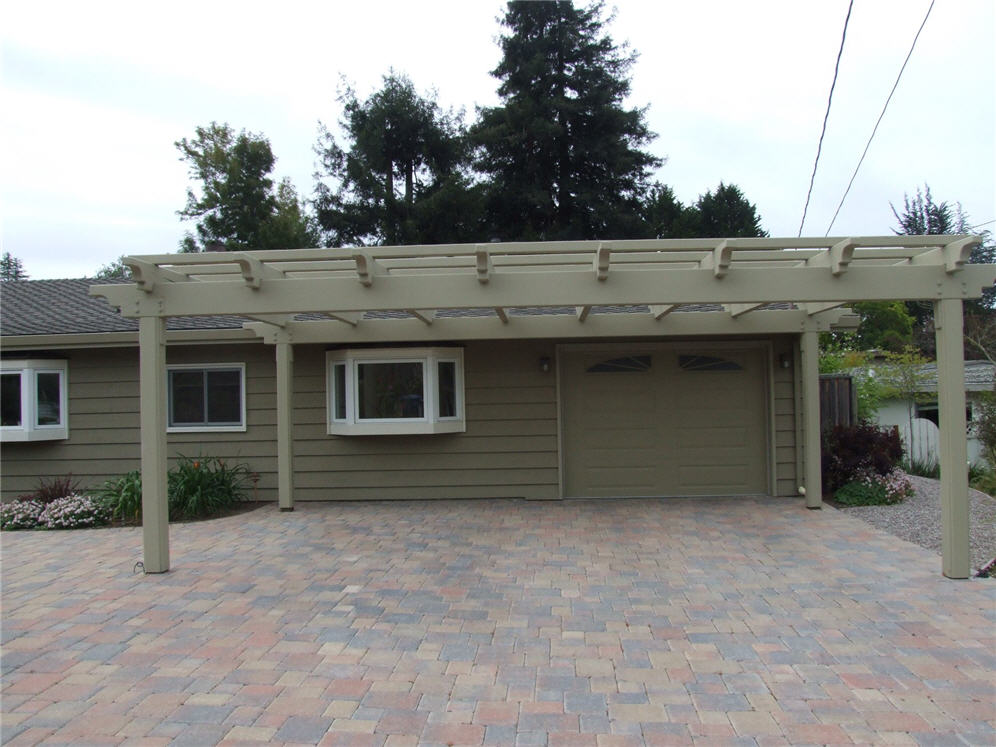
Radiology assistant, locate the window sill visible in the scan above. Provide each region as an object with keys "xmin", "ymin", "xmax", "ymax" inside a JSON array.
[
  {"xmin": 1, "ymin": 428, "xmax": 68, "ymax": 442},
  {"xmin": 329, "ymin": 420, "xmax": 465, "ymax": 436},
  {"xmin": 167, "ymin": 425, "xmax": 247, "ymax": 434}
]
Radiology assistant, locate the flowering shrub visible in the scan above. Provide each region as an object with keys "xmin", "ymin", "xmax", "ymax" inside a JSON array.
[
  {"xmin": 36, "ymin": 494, "xmax": 111, "ymax": 529},
  {"xmin": 834, "ymin": 468, "xmax": 914, "ymax": 506},
  {"xmin": 0, "ymin": 499, "xmax": 44, "ymax": 530}
]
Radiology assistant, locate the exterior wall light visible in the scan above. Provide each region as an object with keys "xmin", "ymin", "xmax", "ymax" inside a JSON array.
[
  {"xmin": 539, "ymin": 356, "xmax": 551, "ymax": 373},
  {"xmin": 780, "ymin": 353, "xmax": 792, "ymax": 369}
]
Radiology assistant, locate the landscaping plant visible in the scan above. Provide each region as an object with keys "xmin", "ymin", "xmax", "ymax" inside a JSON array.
[
  {"xmin": 96, "ymin": 470, "xmax": 143, "ymax": 525},
  {"xmin": 0, "ymin": 499, "xmax": 44, "ymax": 530},
  {"xmin": 36, "ymin": 495, "xmax": 111, "ymax": 529},
  {"xmin": 822, "ymin": 423, "xmax": 904, "ymax": 494},
  {"xmin": 29, "ymin": 474, "xmax": 83, "ymax": 504},
  {"xmin": 833, "ymin": 468, "xmax": 915, "ymax": 506},
  {"xmin": 168, "ymin": 455, "xmax": 251, "ymax": 520}
]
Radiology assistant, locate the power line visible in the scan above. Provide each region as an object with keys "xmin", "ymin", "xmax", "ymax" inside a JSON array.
[
  {"xmin": 969, "ymin": 219, "xmax": 995, "ymax": 231},
  {"xmin": 825, "ymin": 0, "xmax": 936, "ymax": 236},
  {"xmin": 798, "ymin": 0, "xmax": 854, "ymax": 237}
]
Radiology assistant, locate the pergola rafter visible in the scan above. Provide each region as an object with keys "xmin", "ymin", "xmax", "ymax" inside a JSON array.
[{"xmin": 90, "ymin": 235, "xmax": 994, "ymax": 580}]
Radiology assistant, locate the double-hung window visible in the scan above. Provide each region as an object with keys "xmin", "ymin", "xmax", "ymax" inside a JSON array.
[
  {"xmin": 0, "ymin": 359, "xmax": 69, "ymax": 442},
  {"xmin": 167, "ymin": 364, "xmax": 246, "ymax": 432},
  {"xmin": 327, "ymin": 348, "xmax": 465, "ymax": 435}
]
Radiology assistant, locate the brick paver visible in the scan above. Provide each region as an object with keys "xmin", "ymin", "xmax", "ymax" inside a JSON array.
[{"xmin": 2, "ymin": 497, "xmax": 994, "ymax": 745}]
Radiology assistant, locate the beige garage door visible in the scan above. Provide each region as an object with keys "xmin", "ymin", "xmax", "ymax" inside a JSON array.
[{"xmin": 562, "ymin": 346, "xmax": 768, "ymax": 497}]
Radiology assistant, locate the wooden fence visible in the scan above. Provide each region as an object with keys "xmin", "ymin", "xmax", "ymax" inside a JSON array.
[{"xmin": 820, "ymin": 374, "xmax": 856, "ymax": 430}]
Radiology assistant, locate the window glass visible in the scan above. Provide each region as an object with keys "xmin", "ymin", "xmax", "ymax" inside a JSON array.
[
  {"xmin": 170, "ymin": 370, "xmax": 205, "ymax": 425},
  {"xmin": 35, "ymin": 372, "xmax": 61, "ymax": 426},
  {"xmin": 1, "ymin": 373, "xmax": 21, "ymax": 427},
  {"xmin": 587, "ymin": 355, "xmax": 652, "ymax": 373},
  {"xmin": 678, "ymin": 354, "xmax": 742, "ymax": 371},
  {"xmin": 357, "ymin": 361, "xmax": 424, "ymax": 419},
  {"xmin": 438, "ymin": 361, "xmax": 456, "ymax": 418},
  {"xmin": 333, "ymin": 363, "xmax": 346, "ymax": 420},
  {"xmin": 206, "ymin": 369, "xmax": 241, "ymax": 424}
]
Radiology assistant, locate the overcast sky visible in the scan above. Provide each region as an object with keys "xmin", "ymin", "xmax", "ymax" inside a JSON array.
[{"xmin": 2, "ymin": 0, "xmax": 993, "ymax": 280}]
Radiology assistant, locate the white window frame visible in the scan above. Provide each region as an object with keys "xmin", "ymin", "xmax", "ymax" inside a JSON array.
[
  {"xmin": 167, "ymin": 363, "xmax": 247, "ymax": 433},
  {"xmin": 326, "ymin": 347, "xmax": 465, "ymax": 435},
  {"xmin": 0, "ymin": 359, "xmax": 69, "ymax": 442}
]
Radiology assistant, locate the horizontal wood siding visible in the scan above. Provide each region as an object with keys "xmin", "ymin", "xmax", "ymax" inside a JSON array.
[
  {"xmin": 291, "ymin": 340, "xmax": 560, "ymax": 500},
  {"xmin": 1, "ymin": 343, "xmax": 278, "ymax": 502},
  {"xmin": 772, "ymin": 336, "xmax": 797, "ymax": 496},
  {"xmin": 3, "ymin": 335, "xmax": 792, "ymax": 502}
]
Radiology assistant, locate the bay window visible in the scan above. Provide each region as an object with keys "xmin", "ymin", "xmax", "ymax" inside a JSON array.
[{"xmin": 327, "ymin": 348, "xmax": 465, "ymax": 435}]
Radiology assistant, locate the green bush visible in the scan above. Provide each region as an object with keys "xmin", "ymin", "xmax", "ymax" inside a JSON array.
[
  {"xmin": 168, "ymin": 456, "xmax": 251, "ymax": 520},
  {"xmin": 0, "ymin": 499, "xmax": 44, "ymax": 530},
  {"xmin": 96, "ymin": 470, "xmax": 143, "ymax": 525},
  {"xmin": 834, "ymin": 468, "xmax": 914, "ymax": 506}
]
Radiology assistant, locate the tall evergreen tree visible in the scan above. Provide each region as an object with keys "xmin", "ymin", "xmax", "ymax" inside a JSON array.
[
  {"xmin": 472, "ymin": 1, "xmax": 661, "ymax": 241},
  {"xmin": 177, "ymin": 122, "xmax": 317, "ymax": 252},
  {"xmin": 314, "ymin": 73, "xmax": 480, "ymax": 246},
  {"xmin": 685, "ymin": 182, "xmax": 767, "ymax": 238},
  {"xmin": 891, "ymin": 184, "xmax": 994, "ymax": 353},
  {"xmin": 0, "ymin": 252, "xmax": 27, "ymax": 281}
]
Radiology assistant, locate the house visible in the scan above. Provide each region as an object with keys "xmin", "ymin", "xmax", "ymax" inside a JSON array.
[
  {"xmin": 1, "ymin": 236, "xmax": 991, "ymax": 579},
  {"xmin": 874, "ymin": 360, "xmax": 994, "ymax": 467}
]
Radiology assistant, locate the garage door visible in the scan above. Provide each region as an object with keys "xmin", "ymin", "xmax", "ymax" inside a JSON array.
[{"xmin": 561, "ymin": 346, "xmax": 768, "ymax": 497}]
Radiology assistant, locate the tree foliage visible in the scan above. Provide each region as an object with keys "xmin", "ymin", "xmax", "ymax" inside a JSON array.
[
  {"xmin": 314, "ymin": 73, "xmax": 479, "ymax": 246},
  {"xmin": 684, "ymin": 182, "xmax": 767, "ymax": 238},
  {"xmin": 0, "ymin": 252, "xmax": 27, "ymax": 281},
  {"xmin": 94, "ymin": 256, "xmax": 130, "ymax": 280},
  {"xmin": 177, "ymin": 122, "xmax": 317, "ymax": 252},
  {"xmin": 852, "ymin": 301, "xmax": 914, "ymax": 352},
  {"xmin": 472, "ymin": 0, "xmax": 661, "ymax": 240},
  {"xmin": 892, "ymin": 184, "xmax": 995, "ymax": 343}
]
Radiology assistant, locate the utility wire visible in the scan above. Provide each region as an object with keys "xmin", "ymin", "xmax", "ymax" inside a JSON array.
[
  {"xmin": 798, "ymin": 0, "xmax": 854, "ymax": 237},
  {"xmin": 826, "ymin": 0, "xmax": 935, "ymax": 235}
]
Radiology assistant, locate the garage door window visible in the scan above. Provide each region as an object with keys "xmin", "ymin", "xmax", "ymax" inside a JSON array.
[
  {"xmin": 586, "ymin": 355, "xmax": 652, "ymax": 373},
  {"xmin": 678, "ymin": 355, "xmax": 742, "ymax": 372}
]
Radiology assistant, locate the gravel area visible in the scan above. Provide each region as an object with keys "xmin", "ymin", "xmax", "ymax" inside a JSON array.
[{"xmin": 832, "ymin": 475, "xmax": 996, "ymax": 573}]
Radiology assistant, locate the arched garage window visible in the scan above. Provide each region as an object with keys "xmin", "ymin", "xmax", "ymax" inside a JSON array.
[{"xmin": 326, "ymin": 348, "xmax": 465, "ymax": 435}]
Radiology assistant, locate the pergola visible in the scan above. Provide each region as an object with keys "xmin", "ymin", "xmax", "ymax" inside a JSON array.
[{"xmin": 92, "ymin": 235, "xmax": 993, "ymax": 579}]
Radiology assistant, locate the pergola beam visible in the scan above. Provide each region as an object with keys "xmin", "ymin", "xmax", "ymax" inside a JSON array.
[
  {"xmin": 725, "ymin": 303, "xmax": 766, "ymax": 318},
  {"xmin": 93, "ymin": 264, "xmax": 994, "ymax": 319}
]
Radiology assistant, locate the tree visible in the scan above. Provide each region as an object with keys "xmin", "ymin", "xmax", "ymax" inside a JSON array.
[
  {"xmin": 177, "ymin": 122, "xmax": 316, "ymax": 252},
  {"xmin": 472, "ymin": 1, "xmax": 661, "ymax": 241},
  {"xmin": 94, "ymin": 257, "xmax": 130, "ymax": 280},
  {"xmin": 892, "ymin": 185, "xmax": 995, "ymax": 350},
  {"xmin": 639, "ymin": 183, "xmax": 694, "ymax": 239},
  {"xmin": 314, "ymin": 73, "xmax": 480, "ymax": 246},
  {"xmin": 852, "ymin": 301, "xmax": 915, "ymax": 352},
  {"xmin": 684, "ymin": 182, "xmax": 767, "ymax": 238},
  {"xmin": 0, "ymin": 252, "xmax": 27, "ymax": 281}
]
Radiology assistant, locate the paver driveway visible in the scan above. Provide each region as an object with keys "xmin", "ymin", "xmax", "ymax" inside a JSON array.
[{"xmin": 2, "ymin": 497, "xmax": 994, "ymax": 746}]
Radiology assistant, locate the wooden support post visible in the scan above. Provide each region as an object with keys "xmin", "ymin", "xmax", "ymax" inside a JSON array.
[
  {"xmin": 138, "ymin": 316, "xmax": 169, "ymax": 572},
  {"xmin": 934, "ymin": 299, "xmax": 970, "ymax": 578},
  {"xmin": 800, "ymin": 329, "xmax": 822, "ymax": 508},
  {"xmin": 275, "ymin": 340, "xmax": 295, "ymax": 512}
]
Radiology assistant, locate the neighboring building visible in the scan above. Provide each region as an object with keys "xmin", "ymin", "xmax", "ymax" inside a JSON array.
[
  {"xmin": 874, "ymin": 360, "xmax": 994, "ymax": 467},
  {"xmin": 1, "ymin": 236, "xmax": 991, "ymax": 578}
]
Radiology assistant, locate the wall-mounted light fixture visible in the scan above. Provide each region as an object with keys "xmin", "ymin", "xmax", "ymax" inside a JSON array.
[
  {"xmin": 539, "ymin": 356, "xmax": 551, "ymax": 373},
  {"xmin": 779, "ymin": 353, "xmax": 792, "ymax": 369}
]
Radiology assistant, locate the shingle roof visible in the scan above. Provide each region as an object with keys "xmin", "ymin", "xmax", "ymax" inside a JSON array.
[
  {"xmin": 914, "ymin": 360, "xmax": 995, "ymax": 393},
  {"xmin": 0, "ymin": 279, "xmax": 245, "ymax": 337},
  {"xmin": 1, "ymin": 279, "xmax": 797, "ymax": 339}
]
